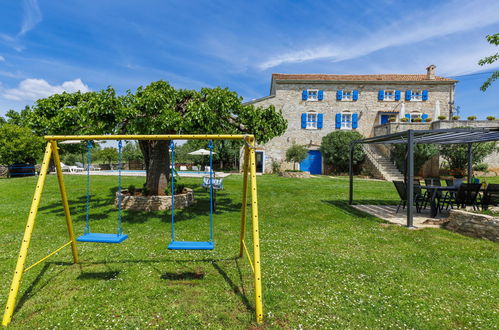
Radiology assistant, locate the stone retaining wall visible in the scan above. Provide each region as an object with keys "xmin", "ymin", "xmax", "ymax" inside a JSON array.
[
  {"xmin": 445, "ymin": 209, "xmax": 498, "ymax": 242},
  {"xmin": 115, "ymin": 188, "xmax": 195, "ymax": 211},
  {"xmin": 0, "ymin": 165, "xmax": 8, "ymax": 178},
  {"xmin": 280, "ymin": 171, "xmax": 311, "ymax": 178}
]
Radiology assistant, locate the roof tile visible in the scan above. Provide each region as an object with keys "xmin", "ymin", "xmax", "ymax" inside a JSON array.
[{"xmin": 272, "ymin": 73, "xmax": 456, "ymax": 82}]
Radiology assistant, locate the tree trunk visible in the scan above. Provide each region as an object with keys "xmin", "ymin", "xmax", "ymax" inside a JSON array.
[{"xmin": 139, "ymin": 140, "xmax": 170, "ymax": 196}]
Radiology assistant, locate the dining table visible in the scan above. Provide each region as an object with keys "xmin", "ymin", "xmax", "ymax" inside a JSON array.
[{"xmin": 420, "ymin": 185, "xmax": 458, "ymax": 217}]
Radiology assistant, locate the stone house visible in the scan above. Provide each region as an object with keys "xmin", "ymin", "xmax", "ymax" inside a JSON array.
[{"xmin": 245, "ymin": 65, "xmax": 458, "ymax": 175}]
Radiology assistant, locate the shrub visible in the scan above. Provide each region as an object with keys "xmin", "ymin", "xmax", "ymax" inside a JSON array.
[
  {"xmin": 452, "ymin": 116, "xmax": 460, "ymax": 120},
  {"xmin": 128, "ymin": 185, "xmax": 136, "ymax": 194},
  {"xmin": 285, "ymin": 144, "xmax": 308, "ymax": 170},
  {"xmin": 473, "ymin": 163, "xmax": 489, "ymax": 172},
  {"xmin": 271, "ymin": 160, "xmax": 281, "ymax": 174},
  {"xmin": 392, "ymin": 144, "xmax": 438, "ymax": 174},
  {"xmin": 0, "ymin": 124, "xmax": 44, "ymax": 165},
  {"xmin": 388, "ymin": 117, "xmax": 396, "ymax": 122},
  {"xmin": 440, "ymin": 142, "xmax": 497, "ymax": 176},
  {"xmin": 400, "ymin": 117, "xmax": 409, "ymax": 122},
  {"xmin": 467, "ymin": 116, "xmax": 477, "ymax": 120},
  {"xmin": 413, "ymin": 117, "xmax": 423, "ymax": 122},
  {"xmin": 438, "ymin": 115, "xmax": 447, "ymax": 120},
  {"xmin": 320, "ymin": 131, "xmax": 365, "ymax": 173},
  {"xmin": 425, "ymin": 117, "xmax": 432, "ymax": 122},
  {"xmin": 486, "ymin": 116, "xmax": 496, "ymax": 121}
]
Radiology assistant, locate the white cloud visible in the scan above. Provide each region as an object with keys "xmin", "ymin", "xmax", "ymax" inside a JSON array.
[
  {"xmin": 258, "ymin": 0, "xmax": 499, "ymax": 70},
  {"xmin": 18, "ymin": 0, "xmax": 42, "ymax": 36},
  {"xmin": 0, "ymin": 56, "xmax": 4, "ymax": 62},
  {"xmin": 2, "ymin": 78, "xmax": 90, "ymax": 101}
]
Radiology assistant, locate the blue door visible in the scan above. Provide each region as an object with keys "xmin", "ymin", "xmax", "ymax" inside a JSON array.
[
  {"xmin": 300, "ymin": 150, "xmax": 322, "ymax": 174},
  {"xmin": 380, "ymin": 114, "xmax": 390, "ymax": 124}
]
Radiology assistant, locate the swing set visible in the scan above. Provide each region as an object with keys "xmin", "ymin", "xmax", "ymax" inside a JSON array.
[{"xmin": 2, "ymin": 134, "xmax": 263, "ymax": 326}]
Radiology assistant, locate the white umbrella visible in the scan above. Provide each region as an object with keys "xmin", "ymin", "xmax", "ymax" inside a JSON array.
[
  {"xmin": 434, "ymin": 100, "xmax": 440, "ymax": 119},
  {"xmin": 188, "ymin": 148, "xmax": 216, "ymax": 156},
  {"xmin": 398, "ymin": 103, "xmax": 405, "ymax": 121}
]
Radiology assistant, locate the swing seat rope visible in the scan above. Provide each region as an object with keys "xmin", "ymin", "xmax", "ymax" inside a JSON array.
[
  {"xmin": 76, "ymin": 140, "xmax": 128, "ymax": 244},
  {"xmin": 168, "ymin": 140, "xmax": 214, "ymax": 250}
]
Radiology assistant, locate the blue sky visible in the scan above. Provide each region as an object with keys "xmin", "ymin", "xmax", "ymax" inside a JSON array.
[{"xmin": 0, "ymin": 0, "xmax": 498, "ymax": 119}]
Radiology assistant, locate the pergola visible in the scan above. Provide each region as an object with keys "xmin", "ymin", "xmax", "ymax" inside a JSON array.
[{"xmin": 349, "ymin": 127, "xmax": 499, "ymax": 227}]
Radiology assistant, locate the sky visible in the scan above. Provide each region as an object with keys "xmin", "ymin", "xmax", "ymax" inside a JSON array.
[{"xmin": 0, "ymin": 0, "xmax": 498, "ymax": 119}]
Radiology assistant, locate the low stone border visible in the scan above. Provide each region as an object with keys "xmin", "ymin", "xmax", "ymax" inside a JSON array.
[
  {"xmin": 445, "ymin": 209, "xmax": 498, "ymax": 242},
  {"xmin": 0, "ymin": 165, "xmax": 8, "ymax": 178},
  {"xmin": 115, "ymin": 188, "xmax": 195, "ymax": 212},
  {"xmin": 280, "ymin": 171, "xmax": 311, "ymax": 178}
]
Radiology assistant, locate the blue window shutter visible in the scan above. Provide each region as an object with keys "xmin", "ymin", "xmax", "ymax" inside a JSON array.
[
  {"xmin": 422, "ymin": 90, "xmax": 428, "ymax": 101},
  {"xmin": 378, "ymin": 90, "xmax": 384, "ymax": 101},
  {"xmin": 352, "ymin": 113, "xmax": 358, "ymax": 129},
  {"xmin": 405, "ymin": 90, "xmax": 411, "ymax": 101},
  {"xmin": 352, "ymin": 90, "xmax": 359, "ymax": 101},
  {"xmin": 302, "ymin": 90, "xmax": 308, "ymax": 100},
  {"xmin": 336, "ymin": 90, "xmax": 343, "ymax": 100},
  {"xmin": 335, "ymin": 113, "xmax": 341, "ymax": 128},
  {"xmin": 395, "ymin": 90, "xmax": 401, "ymax": 101},
  {"xmin": 318, "ymin": 90, "xmax": 324, "ymax": 101},
  {"xmin": 317, "ymin": 114, "xmax": 323, "ymax": 128},
  {"xmin": 422, "ymin": 114, "xmax": 428, "ymax": 120},
  {"xmin": 301, "ymin": 113, "xmax": 307, "ymax": 128},
  {"xmin": 405, "ymin": 114, "xmax": 411, "ymax": 119}
]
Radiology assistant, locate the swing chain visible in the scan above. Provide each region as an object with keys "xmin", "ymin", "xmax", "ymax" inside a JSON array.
[
  {"xmin": 84, "ymin": 141, "xmax": 93, "ymax": 234},
  {"xmin": 117, "ymin": 140, "xmax": 123, "ymax": 236}
]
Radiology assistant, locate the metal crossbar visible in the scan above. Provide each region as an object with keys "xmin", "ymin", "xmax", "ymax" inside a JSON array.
[{"xmin": 24, "ymin": 241, "xmax": 72, "ymax": 273}]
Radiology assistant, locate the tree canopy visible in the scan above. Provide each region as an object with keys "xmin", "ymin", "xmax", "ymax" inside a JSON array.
[
  {"xmin": 320, "ymin": 131, "xmax": 365, "ymax": 173},
  {"xmin": 479, "ymin": 33, "xmax": 499, "ymax": 91},
  {"xmin": 285, "ymin": 144, "xmax": 308, "ymax": 170},
  {"xmin": 9, "ymin": 81, "xmax": 287, "ymax": 195},
  {"xmin": 0, "ymin": 124, "xmax": 44, "ymax": 165}
]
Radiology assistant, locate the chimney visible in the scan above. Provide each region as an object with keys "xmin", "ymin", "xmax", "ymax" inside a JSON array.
[{"xmin": 426, "ymin": 64, "xmax": 436, "ymax": 80}]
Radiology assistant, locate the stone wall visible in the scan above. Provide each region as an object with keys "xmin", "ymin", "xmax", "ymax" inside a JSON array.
[
  {"xmin": 0, "ymin": 165, "xmax": 8, "ymax": 178},
  {"xmin": 115, "ymin": 188, "xmax": 195, "ymax": 212},
  {"xmin": 280, "ymin": 171, "xmax": 311, "ymax": 178},
  {"xmin": 445, "ymin": 209, "xmax": 498, "ymax": 242},
  {"xmin": 245, "ymin": 80, "xmax": 453, "ymax": 173}
]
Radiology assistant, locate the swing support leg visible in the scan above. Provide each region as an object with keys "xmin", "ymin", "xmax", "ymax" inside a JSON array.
[
  {"xmin": 51, "ymin": 140, "xmax": 79, "ymax": 263},
  {"xmin": 239, "ymin": 146, "xmax": 250, "ymax": 257},
  {"xmin": 2, "ymin": 142, "xmax": 52, "ymax": 327}
]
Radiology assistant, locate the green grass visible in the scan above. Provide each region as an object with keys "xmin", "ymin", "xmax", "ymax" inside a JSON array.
[{"xmin": 0, "ymin": 174, "xmax": 497, "ymax": 328}]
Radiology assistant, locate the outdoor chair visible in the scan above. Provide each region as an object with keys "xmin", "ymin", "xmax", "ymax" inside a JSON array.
[
  {"xmin": 442, "ymin": 183, "xmax": 481, "ymax": 211},
  {"xmin": 202, "ymin": 176, "xmax": 224, "ymax": 211},
  {"xmin": 180, "ymin": 165, "xmax": 188, "ymax": 171},
  {"xmin": 481, "ymin": 184, "xmax": 499, "ymax": 210},
  {"xmin": 393, "ymin": 181, "xmax": 424, "ymax": 213},
  {"xmin": 445, "ymin": 179, "xmax": 454, "ymax": 187},
  {"xmin": 192, "ymin": 166, "xmax": 199, "ymax": 171}
]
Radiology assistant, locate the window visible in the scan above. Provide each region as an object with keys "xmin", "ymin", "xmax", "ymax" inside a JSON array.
[
  {"xmin": 341, "ymin": 113, "xmax": 352, "ymax": 129},
  {"xmin": 410, "ymin": 113, "xmax": 422, "ymax": 122},
  {"xmin": 411, "ymin": 91, "xmax": 422, "ymax": 101},
  {"xmin": 384, "ymin": 90, "xmax": 395, "ymax": 101},
  {"xmin": 307, "ymin": 90, "xmax": 318, "ymax": 101},
  {"xmin": 342, "ymin": 91, "xmax": 352, "ymax": 101},
  {"xmin": 306, "ymin": 112, "xmax": 318, "ymax": 129}
]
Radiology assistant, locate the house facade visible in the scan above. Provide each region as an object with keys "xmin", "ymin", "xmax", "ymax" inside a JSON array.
[{"xmin": 244, "ymin": 65, "xmax": 457, "ymax": 174}]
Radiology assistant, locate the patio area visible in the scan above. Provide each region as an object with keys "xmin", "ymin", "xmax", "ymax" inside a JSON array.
[{"xmin": 352, "ymin": 204, "xmax": 447, "ymax": 228}]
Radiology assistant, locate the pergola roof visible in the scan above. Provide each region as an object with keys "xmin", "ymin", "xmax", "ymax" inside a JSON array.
[{"xmin": 353, "ymin": 127, "xmax": 499, "ymax": 145}]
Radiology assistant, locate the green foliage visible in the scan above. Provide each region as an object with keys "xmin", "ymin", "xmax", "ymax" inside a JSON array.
[
  {"xmin": 437, "ymin": 115, "xmax": 447, "ymax": 120},
  {"xmin": 473, "ymin": 163, "xmax": 488, "ymax": 172},
  {"xmin": 320, "ymin": 131, "xmax": 365, "ymax": 173},
  {"xmin": 271, "ymin": 160, "xmax": 281, "ymax": 174},
  {"xmin": 0, "ymin": 124, "xmax": 44, "ymax": 165},
  {"xmin": 486, "ymin": 116, "xmax": 496, "ymax": 121},
  {"xmin": 479, "ymin": 33, "xmax": 499, "ymax": 91},
  {"xmin": 127, "ymin": 185, "xmax": 136, "ymax": 194},
  {"xmin": 122, "ymin": 141, "xmax": 143, "ymax": 162},
  {"xmin": 285, "ymin": 144, "xmax": 308, "ymax": 170},
  {"xmin": 400, "ymin": 117, "xmax": 409, "ymax": 122},
  {"xmin": 98, "ymin": 147, "xmax": 118, "ymax": 165},
  {"xmin": 425, "ymin": 117, "xmax": 432, "ymax": 122},
  {"xmin": 467, "ymin": 116, "xmax": 477, "ymax": 120},
  {"xmin": 392, "ymin": 144, "xmax": 439, "ymax": 174},
  {"xmin": 452, "ymin": 116, "xmax": 460, "ymax": 120},
  {"xmin": 440, "ymin": 142, "xmax": 497, "ymax": 173}
]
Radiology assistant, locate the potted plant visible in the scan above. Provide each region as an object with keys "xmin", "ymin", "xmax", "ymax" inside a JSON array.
[
  {"xmin": 467, "ymin": 115, "xmax": 477, "ymax": 120},
  {"xmin": 452, "ymin": 115, "xmax": 460, "ymax": 120},
  {"xmin": 413, "ymin": 117, "xmax": 423, "ymax": 122},
  {"xmin": 438, "ymin": 115, "xmax": 447, "ymax": 120},
  {"xmin": 388, "ymin": 117, "xmax": 396, "ymax": 123},
  {"xmin": 424, "ymin": 117, "xmax": 432, "ymax": 122},
  {"xmin": 486, "ymin": 116, "xmax": 496, "ymax": 121},
  {"xmin": 400, "ymin": 117, "xmax": 409, "ymax": 122}
]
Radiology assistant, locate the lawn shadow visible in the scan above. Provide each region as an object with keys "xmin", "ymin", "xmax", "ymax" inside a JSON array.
[
  {"xmin": 212, "ymin": 259, "xmax": 253, "ymax": 312},
  {"xmin": 160, "ymin": 271, "xmax": 205, "ymax": 280},
  {"xmin": 77, "ymin": 271, "xmax": 120, "ymax": 280},
  {"xmin": 322, "ymin": 199, "xmax": 398, "ymax": 220}
]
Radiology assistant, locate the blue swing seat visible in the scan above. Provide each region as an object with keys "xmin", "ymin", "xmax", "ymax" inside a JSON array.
[
  {"xmin": 77, "ymin": 233, "xmax": 128, "ymax": 244},
  {"xmin": 168, "ymin": 241, "xmax": 214, "ymax": 250}
]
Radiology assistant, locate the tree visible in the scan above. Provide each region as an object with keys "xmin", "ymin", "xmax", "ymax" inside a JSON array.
[
  {"xmin": 285, "ymin": 144, "xmax": 308, "ymax": 170},
  {"xmin": 440, "ymin": 142, "xmax": 497, "ymax": 176},
  {"xmin": 122, "ymin": 141, "xmax": 143, "ymax": 162},
  {"xmin": 98, "ymin": 147, "xmax": 118, "ymax": 167},
  {"xmin": 320, "ymin": 131, "xmax": 365, "ymax": 173},
  {"xmin": 391, "ymin": 144, "xmax": 439, "ymax": 174},
  {"xmin": 479, "ymin": 33, "xmax": 499, "ymax": 91},
  {"xmin": 15, "ymin": 81, "xmax": 287, "ymax": 195},
  {"xmin": 0, "ymin": 124, "xmax": 44, "ymax": 165}
]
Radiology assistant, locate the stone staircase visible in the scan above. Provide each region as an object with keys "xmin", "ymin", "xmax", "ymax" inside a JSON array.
[{"xmin": 363, "ymin": 144, "xmax": 405, "ymax": 181}]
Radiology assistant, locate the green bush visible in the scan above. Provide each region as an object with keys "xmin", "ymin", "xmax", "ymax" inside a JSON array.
[
  {"xmin": 285, "ymin": 144, "xmax": 308, "ymax": 170},
  {"xmin": 467, "ymin": 116, "xmax": 477, "ymax": 120},
  {"xmin": 0, "ymin": 124, "xmax": 44, "ymax": 165},
  {"xmin": 400, "ymin": 117, "xmax": 409, "ymax": 122},
  {"xmin": 473, "ymin": 163, "xmax": 488, "ymax": 172},
  {"xmin": 320, "ymin": 131, "xmax": 365, "ymax": 173},
  {"xmin": 425, "ymin": 117, "xmax": 432, "ymax": 122},
  {"xmin": 486, "ymin": 116, "xmax": 496, "ymax": 121},
  {"xmin": 271, "ymin": 160, "xmax": 281, "ymax": 174},
  {"xmin": 440, "ymin": 142, "xmax": 497, "ymax": 175},
  {"xmin": 128, "ymin": 185, "xmax": 136, "ymax": 194},
  {"xmin": 438, "ymin": 115, "xmax": 447, "ymax": 120},
  {"xmin": 392, "ymin": 144, "xmax": 438, "ymax": 174},
  {"xmin": 452, "ymin": 116, "xmax": 460, "ymax": 120}
]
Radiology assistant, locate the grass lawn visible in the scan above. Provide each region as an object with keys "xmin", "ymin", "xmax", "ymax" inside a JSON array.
[{"xmin": 0, "ymin": 174, "xmax": 497, "ymax": 328}]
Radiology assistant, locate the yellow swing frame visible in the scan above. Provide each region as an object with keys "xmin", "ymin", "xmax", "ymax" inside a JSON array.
[{"xmin": 2, "ymin": 134, "xmax": 264, "ymax": 326}]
